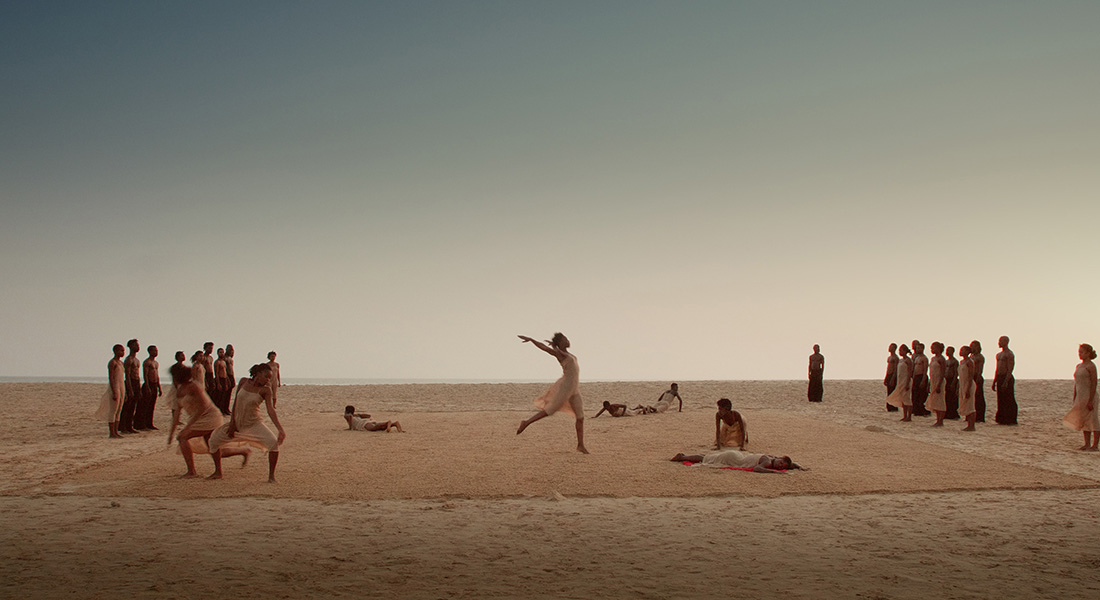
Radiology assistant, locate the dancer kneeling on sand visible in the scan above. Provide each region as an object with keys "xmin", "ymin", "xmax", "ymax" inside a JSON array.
[
  {"xmin": 166, "ymin": 362, "xmax": 250, "ymax": 478},
  {"xmin": 671, "ymin": 449, "xmax": 804, "ymax": 473},
  {"xmin": 208, "ymin": 363, "xmax": 286, "ymax": 482},
  {"xmin": 714, "ymin": 398, "xmax": 748, "ymax": 450},
  {"xmin": 344, "ymin": 405, "xmax": 404, "ymax": 432},
  {"xmin": 516, "ymin": 333, "xmax": 588, "ymax": 454}
]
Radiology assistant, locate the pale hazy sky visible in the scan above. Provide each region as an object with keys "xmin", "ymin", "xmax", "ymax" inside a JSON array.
[{"xmin": 1, "ymin": 1, "xmax": 1097, "ymax": 381}]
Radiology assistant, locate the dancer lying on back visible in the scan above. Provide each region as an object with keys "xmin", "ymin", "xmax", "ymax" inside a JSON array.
[{"xmin": 671, "ymin": 449, "xmax": 803, "ymax": 473}]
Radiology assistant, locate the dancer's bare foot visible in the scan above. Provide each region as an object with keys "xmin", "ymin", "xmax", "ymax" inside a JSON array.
[
  {"xmin": 109, "ymin": 433, "xmax": 123, "ymax": 439},
  {"xmin": 963, "ymin": 425, "xmax": 975, "ymax": 432},
  {"xmin": 179, "ymin": 472, "xmax": 199, "ymax": 479},
  {"xmin": 932, "ymin": 422, "xmax": 943, "ymax": 427},
  {"xmin": 241, "ymin": 449, "xmax": 251, "ymax": 468},
  {"xmin": 1088, "ymin": 446, "xmax": 1099, "ymax": 452},
  {"xmin": 206, "ymin": 472, "xmax": 223, "ymax": 480},
  {"xmin": 268, "ymin": 476, "xmax": 277, "ymax": 483},
  {"xmin": 517, "ymin": 420, "xmax": 531, "ymax": 435},
  {"xmin": 577, "ymin": 445, "xmax": 589, "ymax": 454}
]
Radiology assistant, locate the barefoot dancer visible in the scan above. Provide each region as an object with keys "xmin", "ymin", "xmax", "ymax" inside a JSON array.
[
  {"xmin": 886, "ymin": 344, "xmax": 913, "ymax": 420},
  {"xmin": 516, "ymin": 333, "xmax": 589, "ymax": 454},
  {"xmin": 344, "ymin": 405, "xmax": 404, "ymax": 432},
  {"xmin": 207, "ymin": 363, "xmax": 286, "ymax": 482},
  {"xmin": 959, "ymin": 345, "xmax": 977, "ymax": 432},
  {"xmin": 94, "ymin": 344, "xmax": 126, "ymax": 438},
  {"xmin": 927, "ymin": 342, "xmax": 948, "ymax": 426},
  {"xmin": 165, "ymin": 362, "xmax": 248, "ymax": 478},
  {"xmin": 1064, "ymin": 344, "xmax": 1098, "ymax": 451},
  {"xmin": 715, "ymin": 398, "xmax": 748, "ymax": 450}
]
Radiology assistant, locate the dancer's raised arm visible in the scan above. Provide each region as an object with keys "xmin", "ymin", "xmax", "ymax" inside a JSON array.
[{"xmin": 518, "ymin": 335, "xmax": 566, "ymax": 359}]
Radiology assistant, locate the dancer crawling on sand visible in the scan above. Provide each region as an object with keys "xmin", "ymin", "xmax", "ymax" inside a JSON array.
[
  {"xmin": 207, "ymin": 363, "xmax": 286, "ymax": 482},
  {"xmin": 593, "ymin": 401, "xmax": 644, "ymax": 417},
  {"xmin": 344, "ymin": 405, "xmax": 404, "ymax": 432},
  {"xmin": 165, "ymin": 362, "xmax": 249, "ymax": 478},
  {"xmin": 516, "ymin": 333, "xmax": 588, "ymax": 454},
  {"xmin": 714, "ymin": 398, "xmax": 748, "ymax": 450},
  {"xmin": 671, "ymin": 449, "xmax": 803, "ymax": 473},
  {"xmin": 1064, "ymin": 343, "xmax": 1098, "ymax": 451}
]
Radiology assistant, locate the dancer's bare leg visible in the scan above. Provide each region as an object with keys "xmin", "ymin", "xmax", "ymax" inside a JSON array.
[
  {"xmin": 109, "ymin": 422, "xmax": 122, "ymax": 439},
  {"xmin": 207, "ymin": 450, "xmax": 224, "ymax": 479},
  {"xmin": 933, "ymin": 411, "xmax": 944, "ymax": 427},
  {"xmin": 518, "ymin": 410, "xmax": 548, "ymax": 434},
  {"xmin": 1090, "ymin": 432, "xmax": 1099, "ymax": 450},
  {"xmin": 1081, "ymin": 431, "xmax": 1092, "ymax": 451},
  {"xmin": 221, "ymin": 447, "xmax": 251, "ymax": 467},
  {"xmin": 387, "ymin": 421, "xmax": 404, "ymax": 433},
  {"xmin": 671, "ymin": 453, "xmax": 704, "ymax": 463},
  {"xmin": 963, "ymin": 414, "xmax": 976, "ymax": 432},
  {"xmin": 575, "ymin": 418, "xmax": 588, "ymax": 454},
  {"xmin": 177, "ymin": 430, "xmax": 213, "ymax": 478},
  {"xmin": 268, "ymin": 451, "xmax": 279, "ymax": 483}
]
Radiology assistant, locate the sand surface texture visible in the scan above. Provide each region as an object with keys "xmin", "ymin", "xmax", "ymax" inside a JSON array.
[{"xmin": 2, "ymin": 380, "xmax": 1098, "ymax": 599}]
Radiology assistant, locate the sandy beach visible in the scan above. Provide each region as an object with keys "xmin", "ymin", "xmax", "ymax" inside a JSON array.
[{"xmin": 2, "ymin": 379, "xmax": 1098, "ymax": 599}]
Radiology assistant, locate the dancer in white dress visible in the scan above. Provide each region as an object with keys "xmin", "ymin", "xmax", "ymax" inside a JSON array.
[
  {"xmin": 885, "ymin": 344, "xmax": 913, "ymax": 420},
  {"xmin": 344, "ymin": 405, "xmax": 404, "ymax": 432},
  {"xmin": 165, "ymin": 362, "xmax": 249, "ymax": 478},
  {"xmin": 516, "ymin": 333, "xmax": 588, "ymax": 454},
  {"xmin": 94, "ymin": 344, "xmax": 126, "ymax": 438},
  {"xmin": 958, "ymin": 345, "xmax": 977, "ymax": 432},
  {"xmin": 207, "ymin": 363, "xmax": 286, "ymax": 482},
  {"xmin": 1064, "ymin": 344, "xmax": 1099, "ymax": 451},
  {"xmin": 671, "ymin": 450, "xmax": 803, "ymax": 473},
  {"xmin": 927, "ymin": 342, "xmax": 948, "ymax": 427}
]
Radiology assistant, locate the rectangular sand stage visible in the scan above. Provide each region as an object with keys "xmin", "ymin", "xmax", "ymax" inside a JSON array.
[{"xmin": 2, "ymin": 380, "xmax": 1099, "ymax": 599}]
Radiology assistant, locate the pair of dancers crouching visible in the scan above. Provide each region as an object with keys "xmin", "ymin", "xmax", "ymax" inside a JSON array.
[{"xmin": 167, "ymin": 362, "xmax": 286, "ymax": 482}]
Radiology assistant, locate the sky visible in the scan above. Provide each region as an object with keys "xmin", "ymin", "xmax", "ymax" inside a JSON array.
[{"xmin": 1, "ymin": 1, "xmax": 1098, "ymax": 382}]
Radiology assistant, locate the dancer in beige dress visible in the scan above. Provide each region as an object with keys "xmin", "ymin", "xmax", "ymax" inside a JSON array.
[
  {"xmin": 714, "ymin": 398, "xmax": 748, "ymax": 450},
  {"xmin": 165, "ymin": 362, "xmax": 248, "ymax": 478},
  {"xmin": 927, "ymin": 342, "xmax": 948, "ymax": 426},
  {"xmin": 344, "ymin": 405, "xmax": 404, "ymax": 432},
  {"xmin": 208, "ymin": 363, "xmax": 286, "ymax": 482},
  {"xmin": 516, "ymin": 333, "xmax": 588, "ymax": 454},
  {"xmin": 1063, "ymin": 344, "xmax": 1099, "ymax": 451},
  {"xmin": 958, "ymin": 345, "xmax": 977, "ymax": 431},
  {"xmin": 885, "ymin": 344, "xmax": 913, "ymax": 420},
  {"xmin": 671, "ymin": 450, "xmax": 803, "ymax": 473},
  {"xmin": 94, "ymin": 344, "xmax": 126, "ymax": 438}
]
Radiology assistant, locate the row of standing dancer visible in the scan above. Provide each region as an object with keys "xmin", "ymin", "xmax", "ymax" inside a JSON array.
[{"xmin": 883, "ymin": 337, "xmax": 1017, "ymax": 430}]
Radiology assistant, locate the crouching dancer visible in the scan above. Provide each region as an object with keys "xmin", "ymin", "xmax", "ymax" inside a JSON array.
[{"xmin": 208, "ymin": 363, "xmax": 286, "ymax": 482}]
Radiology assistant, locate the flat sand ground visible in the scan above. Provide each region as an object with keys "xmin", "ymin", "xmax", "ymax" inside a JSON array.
[{"xmin": 1, "ymin": 380, "xmax": 1098, "ymax": 599}]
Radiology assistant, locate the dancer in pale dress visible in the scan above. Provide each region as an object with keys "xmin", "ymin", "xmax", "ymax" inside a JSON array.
[
  {"xmin": 165, "ymin": 362, "xmax": 249, "ymax": 478},
  {"xmin": 1064, "ymin": 344, "xmax": 1099, "ymax": 451},
  {"xmin": 885, "ymin": 344, "xmax": 913, "ymax": 420},
  {"xmin": 671, "ymin": 450, "xmax": 803, "ymax": 473},
  {"xmin": 208, "ymin": 363, "xmax": 286, "ymax": 481},
  {"xmin": 958, "ymin": 345, "xmax": 977, "ymax": 431},
  {"xmin": 94, "ymin": 344, "xmax": 126, "ymax": 438},
  {"xmin": 516, "ymin": 333, "xmax": 588, "ymax": 454},
  {"xmin": 714, "ymin": 398, "xmax": 748, "ymax": 450},
  {"xmin": 593, "ymin": 401, "xmax": 643, "ymax": 417},
  {"xmin": 927, "ymin": 342, "xmax": 948, "ymax": 426},
  {"xmin": 344, "ymin": 405, "xmax": 404, "ymax": 432}
]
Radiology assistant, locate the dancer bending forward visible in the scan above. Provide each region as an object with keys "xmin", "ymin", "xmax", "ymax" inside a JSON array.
[
  {"xmin": 208, "ymin": 363, "xmax": 286, "ymax": 482},
  {"xmin": 516, "ymin": 333, "xmax": 588, "ymax": 454}
]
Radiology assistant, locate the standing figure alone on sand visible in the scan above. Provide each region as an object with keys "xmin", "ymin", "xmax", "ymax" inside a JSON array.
[
  {"xmin": 1064, "ymin": 344, "xmax": 1098, "ymax": 451},
  {"xmin": 886, "ymin": 344, "xmax": 913, "ymax": 420},
  {"xmin": 516, "ymin": 333, "xmax": 588, "ymax": 454},
  {"xmin": 808, "ymin": 345, "xmax": 824, "ymax": 402}
]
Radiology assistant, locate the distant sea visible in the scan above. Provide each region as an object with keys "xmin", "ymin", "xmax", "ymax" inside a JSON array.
[{"xmin": 0, "ymin": 377, "xmax": 556, "ymax": 385}]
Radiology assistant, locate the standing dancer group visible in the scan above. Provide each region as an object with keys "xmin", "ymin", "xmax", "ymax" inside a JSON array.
[{"xmin": 885, "ymin": 337, "xmax": 1017, "ymax": 430}]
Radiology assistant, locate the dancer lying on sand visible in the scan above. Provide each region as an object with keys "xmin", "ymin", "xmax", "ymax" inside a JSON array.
[
  {"xmin": 516, "ymin": 333, "xmax": 588, "ymax": 454},
  {"xmin": 344, "ymin": 405, "xmax": 404, "ymax": 432},
  {"xmin": 671, "ymin": 449, "xmax": 803, "ymax": 473},
  {"xmin": 208, "ymin": 363, "xmax": 286, "ymax": 482},
  {"xmin": 593, "ymin": 401, "xmax": 644, "ymax": 418},
  {"xmin": 714, "ymin": 398, "xmax": 748, "ymax": 450},
  {"xmin": 166, "ymin": 362, "xmax": 250, "ymax": 478}
]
